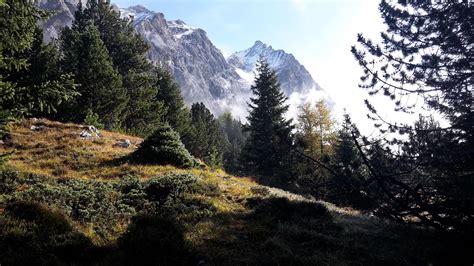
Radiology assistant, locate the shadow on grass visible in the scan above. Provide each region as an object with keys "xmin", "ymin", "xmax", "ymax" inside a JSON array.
[{"xmin": 1, "ymin": 197, "xmax": 472, "ymax": 265}]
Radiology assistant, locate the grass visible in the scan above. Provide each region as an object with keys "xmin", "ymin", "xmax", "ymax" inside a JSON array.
[{"xmin": 0, "ymin": 119, "xmax": 472, "ymax": 265}]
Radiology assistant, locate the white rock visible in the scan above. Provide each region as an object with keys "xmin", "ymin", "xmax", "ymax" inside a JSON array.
[
  {"xmin": 30, "ymin": 125, "xmax": 45, "ymax": 131},
  {"xmin": 115, "ymin": 139, "xmax": 131, "ymax": 148},
  {"xmin": 87, "ymin": 125, "xmax": 101, "ymax": 138},
  {"xmin": 79, "ymin": 130, "xmax": 92, "ymax": 139}
]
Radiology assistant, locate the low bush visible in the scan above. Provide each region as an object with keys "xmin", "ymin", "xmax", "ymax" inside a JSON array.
[
  {"xmin": 0, "ymin": 169, "xmax": 214, "ymax": 238},
  {"xmin": 131, "ymin": 123, "xmax": 197, "ymax": 168},
  {"xmin": 144, "ymin": 172, "xmax": 198, "ymax": 204},
  {"xmin": 0, "ymin": 201, "xmax": 94, "ymax": 265}
]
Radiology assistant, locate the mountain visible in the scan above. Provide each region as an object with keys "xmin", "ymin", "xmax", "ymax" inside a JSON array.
[
  {"xmin": 36, "ymin": 1, "xmax": 329, "ymax": 118},
  {"xmin": 119, "ymin": 5, "xmax": 247, "ymax": 116},
  {"xmin": 228, "ymin": 40, "xmax": 322, "ymax": 96},
  {"xmin": 34, "ymin": 0, "xmax": 85, "ymax": 43}
]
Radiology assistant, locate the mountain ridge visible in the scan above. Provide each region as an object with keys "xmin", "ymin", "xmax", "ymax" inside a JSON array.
[{"xmin": 36, "ymin": 1, "xmax": 329, "ymax": 119}]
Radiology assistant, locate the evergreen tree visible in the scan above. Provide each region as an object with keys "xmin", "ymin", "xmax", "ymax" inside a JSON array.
[
  {"xmin": 132, "ymin": 123, "xmax": 196, "ymax": 168},
  {"xmin": 329, "ymin": 113, "xmax": 371, "ymax": 209},
  {"xmin": 0, "ymin": 0, "xmax": 75, "ymax": 119},
  {"xmin": 124, "ymin": 71, "xmax": 165, "ymax": 136},
  {"xmin": 351, "ymin": 0, "xmax": 473, "ymax": 231},
  {"xmin": 218, "ymin": 112, "xmax": 247, "ymax": 174},
  {"xmin": 71, "ymin": 0, "xmax": 164, "ymax": 135},
  {"xmin": 240, "ymin": 59, "xmax": 294, "ymax": 180},
  {"xmin": 61, "ymin": 23, "xmax": 127, "ymax": 129},
  {"xmin": 187, "ymin": 103, "xmax": 228, "ymax": 167},
  {"xmin": 0, "ymin": 0, "xmax": 77, "ymax": 165},
  {"xmin": 154, "ymin": 67, "xmax": 192, "ymax": 141},
  {"xmin": 5, "ymin": 28, "xmax": 77, "ymax": 118}
]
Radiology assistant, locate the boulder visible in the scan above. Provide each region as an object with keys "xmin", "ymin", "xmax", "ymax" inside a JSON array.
[
  {"xmin": 87, "ymin": 125, "xmax": 100, "ymax": 137},
  {"xmin": 114, "ymin": 139, "xmax": 131, "ymax": 148},
  {"xmin": 30, "ymin": 125, "xmax": 46, "ymax": 131},
  {"xmin": 79, "ymin": 130, "xmax": 92, "ymax": 139}
]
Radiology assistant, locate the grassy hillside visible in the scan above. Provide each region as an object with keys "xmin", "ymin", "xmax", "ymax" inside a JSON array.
[{"xmin": 0, "ymin": 119, "xmax": 471, "ymax": 265}]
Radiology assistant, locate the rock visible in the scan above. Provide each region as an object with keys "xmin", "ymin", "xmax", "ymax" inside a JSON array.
[
  {"xmin": 87, "ymin": 125, "xmax": 101, "ymax": 138},
  {"xmin": 79, "ymin": 130, "xmax": 92, "ymax": 139},
  {"xmin": 114, "ymin": 139, "xmax": 131, "ymax": 148},
  {"xmin": 30, "ymin": 125, "xmax": 45, "ymax": 131}
]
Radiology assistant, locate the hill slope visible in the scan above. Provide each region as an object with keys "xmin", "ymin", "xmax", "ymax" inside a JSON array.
[{"xmin": 0, "ymin": 119, "xmax": 469, "ymax": 265}]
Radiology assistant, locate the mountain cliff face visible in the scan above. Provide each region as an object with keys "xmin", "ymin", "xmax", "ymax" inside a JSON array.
[
  {"xmin": 35, "ymin": 0, "xmax": 86, "ymax": 43},
  {"xmin": 120, "ymin": 6, "xmax": 246, "ymax": 115},
  {"xmin": 36, "ymin": 1, "xmax": 329, "ymax": 118}
]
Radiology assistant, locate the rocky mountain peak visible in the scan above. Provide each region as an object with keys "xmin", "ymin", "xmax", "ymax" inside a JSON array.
[
  {"xmin": 36, "ymin": 1, "xmax": 329, "ymax": 119},
  {"xmin": 128, "ymin": 4, "xmax": 150, "ymax": 13},
  {"xmin": 228, "ymin": 41, "xmax": 321, "ymax": 96}
]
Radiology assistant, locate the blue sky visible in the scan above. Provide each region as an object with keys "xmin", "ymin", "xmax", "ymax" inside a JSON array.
[{"xmin": 112, "ymin": 0, "xmax": 401, "ymax": 133}]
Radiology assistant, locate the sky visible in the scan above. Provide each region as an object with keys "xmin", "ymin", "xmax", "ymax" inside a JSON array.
[{"xmin": 111, "ymin": 0, "xmax": 412, "ymax": 135}]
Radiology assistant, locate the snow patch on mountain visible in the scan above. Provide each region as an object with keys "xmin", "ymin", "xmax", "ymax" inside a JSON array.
[{"xmin": 168, "ymin": 20, "xmax": 196, "ymax": 39}]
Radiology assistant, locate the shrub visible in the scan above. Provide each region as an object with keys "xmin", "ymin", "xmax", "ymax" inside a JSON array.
[
  {"xmin": 250, "ymin": 185, "xmax": 270, "ymax": 197},
  {"xmin": 144, "ymin": 173, "xmax": 198, "ymax": 205},
  {"xmin": 131, "ymin": 123, "xmax": 197, "ymax": 168},
  {"xmin": 0, "ymin": 201, "xmax": 93, "ymax": 265},
  {"xmin": 83, "ymin": 108, "xmax": 104, "ymax": 129}
]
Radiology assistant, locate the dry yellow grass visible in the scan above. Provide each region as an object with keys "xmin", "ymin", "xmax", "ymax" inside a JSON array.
[
  {"xmin": 2, "ymin": 120, "xmax": 459, "ymax": 265},
  {"xmin": 0, "ymin": 118, "xmax": 257, "ymax": 215}
]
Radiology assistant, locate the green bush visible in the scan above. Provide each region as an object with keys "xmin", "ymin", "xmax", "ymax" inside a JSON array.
[
  {"xmin": 144, "ymin": 172, "xmax": 197, "ymax": 204},
  {"xmin": 83, "ymin": 108, "xmax": 104, "ymax": 129},
  {"xmin": 1, "ymin": 170, "xmax": 207, "ymax": 232},
  {"xmin": 0, "ymin": 201, "xmax": 93, "ymax": 265},
  {"xmin": 0, "ymin": 170, "xmax": 211, "ymax": 264},
  {"xmin": 131, "ymin": 123, "xmax": 197, "ymax": 168}
]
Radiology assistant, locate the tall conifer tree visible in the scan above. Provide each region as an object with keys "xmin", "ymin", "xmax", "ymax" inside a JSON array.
[
  {"xmin": 0, "ymin": 0, "xmax": 76, "ymax": 121},
  {"xmin": 186, "ymin": 102, "xmax": 228, "ymax": 167},
  {"xmin": 352, "ymin": 0, "xmax": 473, "ymax": 230},
  {"xmin": 241, "ymin": 59, "xmax": 294, "ymax": 180},
  {"xmin": 61, "ymin": 23, "xmax": 127, "ymax": 129},
  {"xmin": 71, "ymin": 0, "xmax": 164, "ymax": 134},
  {"xmin": 154, "ymin": 67, "xmax": 192, "ymax": 141}
]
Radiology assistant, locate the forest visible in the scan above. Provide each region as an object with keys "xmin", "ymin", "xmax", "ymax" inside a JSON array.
[{"xmin": 0, "ymin": 0, "xmax": 472, "ymax": 265}]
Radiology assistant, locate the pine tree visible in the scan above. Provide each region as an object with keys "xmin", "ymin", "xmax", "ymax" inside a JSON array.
[
  {"xmin": 329, "ymin": 113, "xmax": 371, "ymax": 208},
  {"xmin": 154, "ymin": 67, "xmax": 192, "ymax": 141},
  {"xmin": 240, "ymin": 59, "xmax": 294, "ymax": 180},
  {"xmin": 4, "ymin": 28, "xmax": 77, "ymax": 118},
  {"xmin": 351, "ymin": 1, "xmax": 473, "ymax": 231},
  {"xmin": 187, "ymin": 103, "xmax": 228, "ymax": 167},
  {"xmin": 218, "ymin": 112, "xmax": 247, "ymax": 174},
  {"xmin": 132, "ymin": 123, "xmax": 196, "ymax": 168},
  {"xmin": 71, "ymin": 0, "xmax": 164, "ymax": 135},
  {"xmin": 1, "ymin": 0, "xmax": 77, "ymax": 121},
  {"xmin": 61, "ymin": 23, "xmax": 127, "ymax": 129}
]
